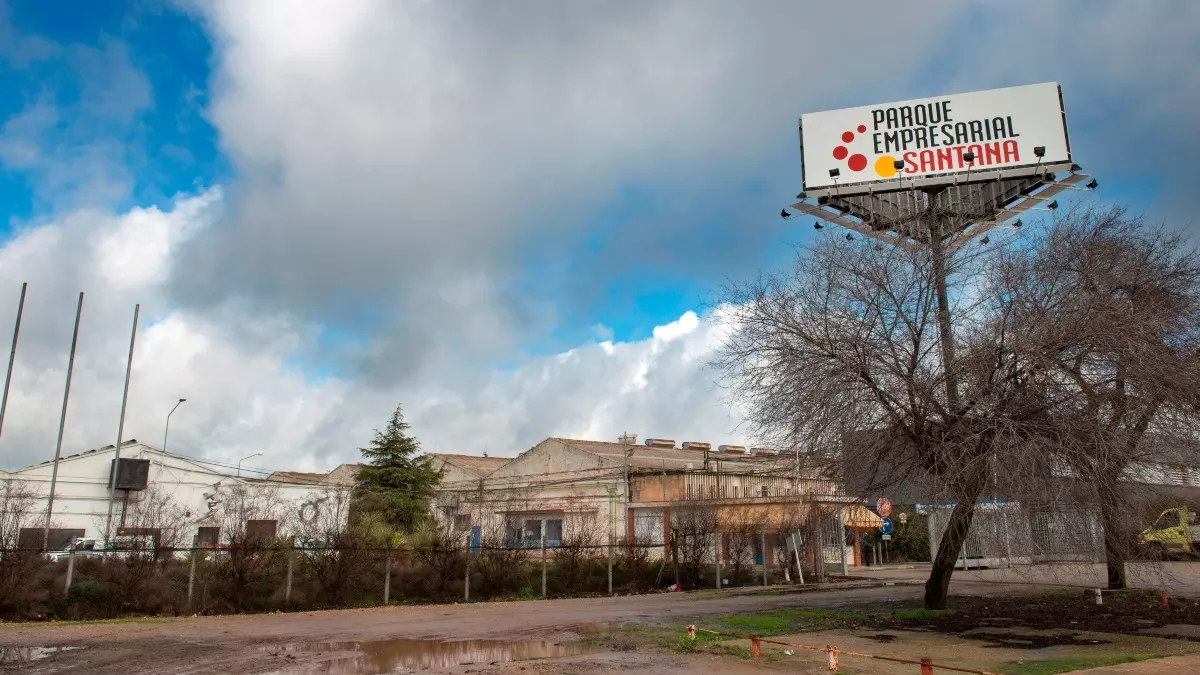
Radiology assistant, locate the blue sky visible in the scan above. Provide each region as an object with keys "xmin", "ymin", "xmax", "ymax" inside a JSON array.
[{"xmin": 0, "ymin": 1, "xmax": 1196, "ymax": 470}]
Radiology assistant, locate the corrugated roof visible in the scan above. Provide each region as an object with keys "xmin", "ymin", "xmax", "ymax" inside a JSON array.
[{"xmin": 430, "ymin": 453, "xmax": 510, "ymax": 477}]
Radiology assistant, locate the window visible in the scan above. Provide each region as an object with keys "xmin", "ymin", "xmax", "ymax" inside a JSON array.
[
  {"xmin": 17, "ymin": 528, "xmax": 85, "ymax": 551},
  {"xmin": 246, "ymin": 520, "xmax": 278, "ymax": 542},
  {"xmin": 759, "ymin": 485, "xmax": 770, "ymax": 497},
  {"xmin": 733, "ymin": 486, "xmax": 740, "ymax": 498},
  {"xmin": 454, "ymin": 514, "xmax": 472, "ymax": 531},
  {"xmin": 196, "ymin": 526, "xmax": 220, "ymax": 548},
  {"xmin": 1156, "ymin": 511, "xmax": 1182, "ymax": 529},
  {"xmin": 524, "ymin": 519, "xmax": 542, "ymax": 547},
  {"xmin": 1171, "ymin": 466, "xmax": 1192, "ymax": 486},
  {"xmin": 633, "ymin": 509, "xmax": 665, "ymax": 545},
  {"xmin": 545, "ymin": 519, "xmax": 563, "ymax": 547},
  {"xmin": 505, "ymin": 520, "xmax": 522, "ymax": 547},
  {"xmin": 708, "ymin": 485, "xmax": 717, "ymax": 499}
]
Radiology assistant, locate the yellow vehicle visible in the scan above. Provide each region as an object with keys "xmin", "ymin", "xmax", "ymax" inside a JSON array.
[{"xmin": 1138, "ymin": 507, "xmax": 1200, "ymax": 558}]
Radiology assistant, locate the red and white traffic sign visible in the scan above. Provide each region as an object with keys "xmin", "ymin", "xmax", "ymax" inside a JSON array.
[{"xmin": 876, "ymin": 498, "xmax": 892, "ymax": 517}]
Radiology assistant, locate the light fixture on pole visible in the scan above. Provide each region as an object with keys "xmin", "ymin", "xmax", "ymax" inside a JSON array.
[
  {"xmin": 163, "ymin": 398, "xmax": 186, "ymax": 454},
  {"xmin": 237, "ymin": 451, "xmax": 264, "ymax": 477}
]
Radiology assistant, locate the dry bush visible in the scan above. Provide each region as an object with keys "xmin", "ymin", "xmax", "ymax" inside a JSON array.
[{"xmin": 669, "ymin": 506, "xmax": 716, "ymax": 590}]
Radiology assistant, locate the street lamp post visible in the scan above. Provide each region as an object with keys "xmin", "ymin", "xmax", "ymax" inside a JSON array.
[
  {"xmin": 237, "ymin": 451, "xmax": 263, "ymax": 477},
  {"xmin": 163, "ymin": 398, "xmax": 186, "ymax": 453}
]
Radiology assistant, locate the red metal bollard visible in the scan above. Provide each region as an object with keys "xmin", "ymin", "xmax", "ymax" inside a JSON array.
[
  {"xmin": 1162, "ymin": 590, "xmax": 1169, "ymax": 608},
  {"xmin": 750, "ymin": 636, "xmax": 761, "ymax": 657},
  {"xmin": 921, "ymin": 657, "xmax": 934, "ymax": 674}
]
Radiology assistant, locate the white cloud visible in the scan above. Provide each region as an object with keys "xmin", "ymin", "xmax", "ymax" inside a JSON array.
[{"xmin": 0, "ymin": 192, "xmax": 744, "ymax": 471}]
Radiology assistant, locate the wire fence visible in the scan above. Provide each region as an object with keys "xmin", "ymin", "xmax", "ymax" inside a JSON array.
[{"xmin": 0, "ymin": 538, "xmax": 833, "ymax": 621}]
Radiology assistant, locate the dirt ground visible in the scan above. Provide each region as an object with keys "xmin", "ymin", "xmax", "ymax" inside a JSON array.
[{"xmin": 3, "ymin": 570, "xmax": 1200, "ymax": 674}]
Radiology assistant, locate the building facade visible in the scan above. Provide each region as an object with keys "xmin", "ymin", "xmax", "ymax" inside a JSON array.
[
  {"xmin": 430, "ymin": 436, "xmax": 880, "ymax": 569},
  {"xmin": 2, "ymin": 440, "xmax": 353, "ymax": 551}
]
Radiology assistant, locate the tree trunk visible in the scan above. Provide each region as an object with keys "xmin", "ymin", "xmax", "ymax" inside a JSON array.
[
  {"xmin": 1097, "ymin": 474, "xmax": 1128, "ymax": 590},
  {"xmin": 924, "ymin": 463, "xmax": 989, "ymax": 610}
]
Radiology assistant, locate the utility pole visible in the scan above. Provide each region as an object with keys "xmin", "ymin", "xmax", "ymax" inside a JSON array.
[
  {"xmin": 44, "ymin": 292, "xmax": 83, "ymax": 551},
  {"xmin": 103, "ymin": 304, "xmax": 139, "ymax": 544},
  {"xmin": 0, "ymin": 282, "xmax": 27, "ymax": 444}
]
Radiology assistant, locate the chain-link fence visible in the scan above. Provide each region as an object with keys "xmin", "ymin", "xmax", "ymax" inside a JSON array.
[
  {"xmin": 0, "ymin": 532, "xmax": 838, "ymax": 621},
  {"xmin": 925, "ymin": 502, "xmax": 1104, "ymax": 568}
]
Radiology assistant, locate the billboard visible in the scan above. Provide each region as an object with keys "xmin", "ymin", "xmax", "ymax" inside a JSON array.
[{"xmin": 800, "ymin": 83, "xmax": 1071, "ymax": 197}]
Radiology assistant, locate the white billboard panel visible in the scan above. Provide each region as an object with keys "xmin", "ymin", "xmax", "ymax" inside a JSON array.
[{"xmin": 800, "ymin": 83, "xmax": 1071, "ymax": 197}]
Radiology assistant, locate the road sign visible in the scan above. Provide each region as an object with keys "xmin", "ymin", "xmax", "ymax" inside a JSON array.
[
  {"xmin": 880, "ymin": 517, "xmax": 894, "ymax": 535},
  {"xmin": 898, "ymin": 512, "xmax": 908, "ymax": 524},
  {"xmin": 882, "ymin": 534, "xmax": 892, "ymax": 541},
  {"xmin": 876, "ymin": 498, "xmax": 893, "ymax": 517}
]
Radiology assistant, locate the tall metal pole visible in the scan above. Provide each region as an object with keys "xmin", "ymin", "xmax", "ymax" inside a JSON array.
[
  {"xmin": 44, "ymin": 292, "xmax": 84, "ymax": 550},
  {"xmin": 163, "ymin": 398, "xmax": 186, "ymax": 453},
  {"xmin": 929, "ymin": 218, "xmax": 960, "ymax": 413},
  {"xmin": 104, "ymin": 304, "xmax": 139, "ymax": 543},
  {"xmin": 0, "ymin": 282, "xmax": 28, "ymax": 444}
]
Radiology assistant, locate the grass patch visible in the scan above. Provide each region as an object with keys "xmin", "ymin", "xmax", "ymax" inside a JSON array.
[
  {"xmin": 713, "ymin": 607, "xmax": 868, "ymax": 636},
  {"xmin": 893, "ymin": 608, "xmax": 954, "ymax": 620},
  {"xmin": 997, "ymin": 654, "xmax": 1168, "ymax": 675}
]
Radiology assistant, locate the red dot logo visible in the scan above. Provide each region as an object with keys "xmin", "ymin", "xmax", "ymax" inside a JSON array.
[
  {"xmin": 848, "ymin": 154, "xmax": 867, "ymax": 172},
  {"xmin": 841, "ymin": 131, "xmax": 855, "ymax": 143},
  {"xmin": 833, "ymin": 146, "xmax": 848, "ymax": 160},
  {"xmin": 857, "ymin": 124, "xmax": 867, "ymax": 133}
]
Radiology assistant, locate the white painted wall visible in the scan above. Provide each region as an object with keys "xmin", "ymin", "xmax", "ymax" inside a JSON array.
[{"xmin": 6, "ymin": 442, "xmax": 347, "ymax": 546}]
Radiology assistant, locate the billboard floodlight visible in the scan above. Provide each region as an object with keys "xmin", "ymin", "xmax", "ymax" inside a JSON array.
[
  {"xmin": 828, "ymin": 168, "xmax": 840, "ymax": 178},
  {"xmin": 1085, "ymin": 179, "xmax": 1098, "ymax": 190},
  {"xmin": 893, "ymin": 159, "xmax": 905, "ymax": 171},
  {"xmin": 962, "ymin": 151, "xmax": 976, "ymax": 164},
  {"xmin": 1012, "ymin": 219, "xmax": 1023, "ymax": 228},
  {"xmin": 796, "ymin": 193, "xmax": 806, "ymax": 199},
  {"xmin": 813, "ymin": 222, "xmax": 824, "ymax": 230},
  {"xmin": 980, "ymin": 236, "xmax": 990, "ymax": 245},
  {"xmin": 780, "ymin": 209, "xmax": 790, "ymax": 219},
  {"xmin": 845, "ymin": 233, "xmax": 854, "ymax": 241},
  {"xmin": 1034, "ymin": 146, "xmax": 1046, "ymax": 158},
  {"xmin": 1047, "ymin": 200, "xmax": 1059, "ymax": 210}
]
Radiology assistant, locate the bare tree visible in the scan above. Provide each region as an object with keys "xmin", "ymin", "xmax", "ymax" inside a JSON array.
[
  {"xmin": 716, "ymin": 233, "xmax": 1059, "ymax": 608},
  {"xmin": 295, "ymin": 487, "xmax": 378, "ymax": 605},
  {"xmin": 209, "ymin": 482, "xmax": 289, "ymax": 609},
  {"xmin": 669, "ymin": 506, "xmax": 717, "ymax": 590},
  {"xmin": 556, "ymin": 511, "xmax": 602, "ymax": 594},
  {"xmin": 0, "ymin": 477, "xmax": 44, "ymax": 618},
  {"xmin": 994, "ymin": 207, "xmax": 1200, "ymax": 587}
]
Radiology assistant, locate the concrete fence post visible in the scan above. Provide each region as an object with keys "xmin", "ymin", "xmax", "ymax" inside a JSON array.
[
  {"xmin": 464, "ymin": 535, "xmax": 470, "ymax": 603},
  {"xmin": 715, "ymin": 533, "xmax": 721, "ymax": 590},
  {"xmin": 761, "ymin": 531, "xmax": 768, "ymax": 586},
  {"xmin": 187, "ymin": 545, "xmax": 198, "ymax": 609},
  {"xmin": 607, "ymin": 539, "xmax": 613, "ymax": 596},
  {"xmin": 285, "ymin": 546, "xmax": 294, "ymax": 603},
  {"xmin": 541, "ymin": 532, "xmax": 548, "ymax": 598},
  {"xmin": 64, "ymin": 549, "xmax": 75, "ymax": 595},
  {"xmin": 383, "ymin": 551, "xmax": 392, "ymax": 604}
]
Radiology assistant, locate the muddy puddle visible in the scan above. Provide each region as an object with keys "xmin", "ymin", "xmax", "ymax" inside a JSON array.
[
  {"xmin": 263, "ymin": 637, "xmax": 597, "ymax": 673},
  {"xmin": 0, "ymin": 645, "xmax": 81, "ymax": 663}
]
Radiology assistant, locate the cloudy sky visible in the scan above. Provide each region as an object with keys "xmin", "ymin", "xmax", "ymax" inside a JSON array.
[{"xmin": 0, "ymin": 0, "xmax": 1195, "ymax": 473}]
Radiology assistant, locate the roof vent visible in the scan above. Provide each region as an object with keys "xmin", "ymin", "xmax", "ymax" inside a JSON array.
[
  {"xmin": 746, "ymin": 447, "xmax": 758, "ymax": 456},
  {"xmin": 718, "ymin": 445, "xmax": 746, "ymax": 453},
  {"xmin": 681, "ymin": 441, "xmax": 711, "ymax": 450},
  {"xmin": 644, "ymin": 438, "xmax": 676, "ymax": 448},
  {"xmin": 618, "ymin": 432, "xmax": 638, "ymax": 445},
  {"xmin": 752, "ymin": 447, "xmax": 776, "ymax": 455}
]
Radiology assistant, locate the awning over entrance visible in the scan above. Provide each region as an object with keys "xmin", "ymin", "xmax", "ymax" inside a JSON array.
[{"xmin": 844, "ymin": 504, "xmax": 885, "ymax": 528}]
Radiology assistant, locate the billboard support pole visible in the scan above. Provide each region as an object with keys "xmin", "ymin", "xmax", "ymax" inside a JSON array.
[
  {"xmin": 0, "ymin": 282, "xmax": 27, "ymax": 445},
  {"xmin": 103, "ymin": 303, "xmax": 140, "ymax": 544},
  {"xmin": 44, "ymin": 292, "xmax": 84, "ymax": 551}
]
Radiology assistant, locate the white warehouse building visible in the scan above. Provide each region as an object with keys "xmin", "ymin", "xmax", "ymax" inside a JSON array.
[{"xmin": 1, "ymin": 440, "xmax": 355, "ymax": 551}]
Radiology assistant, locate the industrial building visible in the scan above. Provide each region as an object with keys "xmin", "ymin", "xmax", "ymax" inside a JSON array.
[
  {"xmin": 429, "ymin": 435, "xmax": 882, "ymax": 569},
  {"xmin": 2, "ymin": 440, "xmax": 353, "ymax": 550}
]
